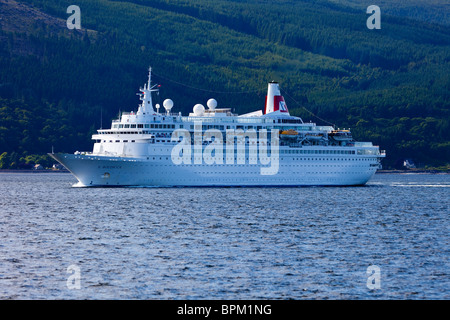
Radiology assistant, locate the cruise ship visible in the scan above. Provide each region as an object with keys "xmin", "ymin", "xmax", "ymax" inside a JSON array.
[{"xmin": 50, "ymin": 68, "xmax": 385, "ymax": 187}]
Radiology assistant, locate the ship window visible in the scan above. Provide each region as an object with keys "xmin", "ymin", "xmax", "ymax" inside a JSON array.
[
  {"xmin": 115, "ymin": 140, "xmax": 120, "ymax": 143},
  {"xmin": 138, "ymin": 124, "xmax": 143, "ymax": 128},
  {"xmin": 124, "ymin": 140, "xmax": 128, "ymax": 142},
  {"xmin": 125, "ymin": 124, "xmax": 130, "ymax": 128},
  {"xmin": 119, "ymin": 124, "xmax": 123, "ymax": 128},
  {"xmin": 131, "ymin": 140, "xmax": 135, "ymax": 143},
  {"xmin": 131, "ymin": 124, "xmax": 137, "ymax": 128}
]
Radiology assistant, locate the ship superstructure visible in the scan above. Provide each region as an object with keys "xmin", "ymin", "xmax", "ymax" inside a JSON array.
[{"xmin": 50, "ymin": 68, "xmax": 385, "ymax": 187}]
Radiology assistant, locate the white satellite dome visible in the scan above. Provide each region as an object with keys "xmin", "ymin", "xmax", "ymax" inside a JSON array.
[
  {"xmin": 163, "ymin": 99, "xmax": 174, "ymax": 113},
  {"xmin": 193, "ymin": 104, "xmax": 205, "ymax": 116},
  {"xmin": 207, "ymin": 98, "xmax": 217, "ymax": 110}
]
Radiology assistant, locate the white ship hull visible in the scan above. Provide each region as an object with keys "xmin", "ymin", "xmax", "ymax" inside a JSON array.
[{"xmin": 50, "ymin": 152, "xmax": 379, "ymax": 187}]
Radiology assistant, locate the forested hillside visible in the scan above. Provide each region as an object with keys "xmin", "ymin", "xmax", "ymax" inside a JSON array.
[{"xmin": 0, "ymin": 0, "xmax": 449, "ymax": 169}]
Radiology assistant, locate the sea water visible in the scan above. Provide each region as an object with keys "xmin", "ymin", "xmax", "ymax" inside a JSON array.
[{"xmin": 0, "ymin": 172, "xmax": 448, "ymax": 299}]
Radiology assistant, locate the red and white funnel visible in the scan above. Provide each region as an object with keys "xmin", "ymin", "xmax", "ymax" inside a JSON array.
[{"xmin": 264, "ymin": 81, "xmax": 289, "ymax": 115}]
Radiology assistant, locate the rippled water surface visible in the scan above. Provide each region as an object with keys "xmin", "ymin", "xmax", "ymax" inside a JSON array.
[{"xmin": 0, "ymin": 172, "xmax": 448, "ymax": 299}]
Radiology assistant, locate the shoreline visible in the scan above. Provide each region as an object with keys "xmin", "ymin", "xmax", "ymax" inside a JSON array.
[
  {"xmin": 0, "ymin": 169, "xmax": 448, "ymax": 174},
  {"xmin": 0, "ymin": 169, "xmax": 70, "ymax": 173},
  {"xmin": 376, "ymin": 169, "xmax": 449, "ymax": 174}
]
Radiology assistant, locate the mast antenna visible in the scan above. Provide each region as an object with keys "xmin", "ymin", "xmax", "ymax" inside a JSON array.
[{"xmin": 148, "ymin": 66, "xmax": 152, "ymax": 89}]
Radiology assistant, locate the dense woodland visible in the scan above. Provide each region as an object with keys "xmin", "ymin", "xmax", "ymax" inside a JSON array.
[{"xmin": 0, "ymin": 0, "xmax": 449, "ymax": 169}]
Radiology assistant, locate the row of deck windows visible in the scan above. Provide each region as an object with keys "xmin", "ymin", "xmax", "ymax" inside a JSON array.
[
  {"xmin": 111, "ymin": 123, "xmax": 310, "ymax": 131},
  {"xmin": 280, "ymin": 149, "xmax": 355, "ymax": 155},
  {"xmin": 99, "ymin": 139, "xmax": 374, "ymax": 156},
  {"xmin": 113, "ymin": 124, "xmax": 177, "ymax": 129}
]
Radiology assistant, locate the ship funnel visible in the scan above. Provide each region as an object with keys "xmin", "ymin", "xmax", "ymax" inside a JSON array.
[{"xmin": 264, "ymin": 81, "xmax": 289, "ymax": 115}]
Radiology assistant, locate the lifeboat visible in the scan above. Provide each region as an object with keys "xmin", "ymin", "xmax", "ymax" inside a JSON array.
[
  {"xmin": 329, "ymin": 130, "xmax": 352, "ymax": 141},
  {"xmin": 280, "ymin": 129, "xmax": 298, "ymax": 139},
  {"xmin": 305, "ymin": 133, "xmax": 325, "ymax": 141}
]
